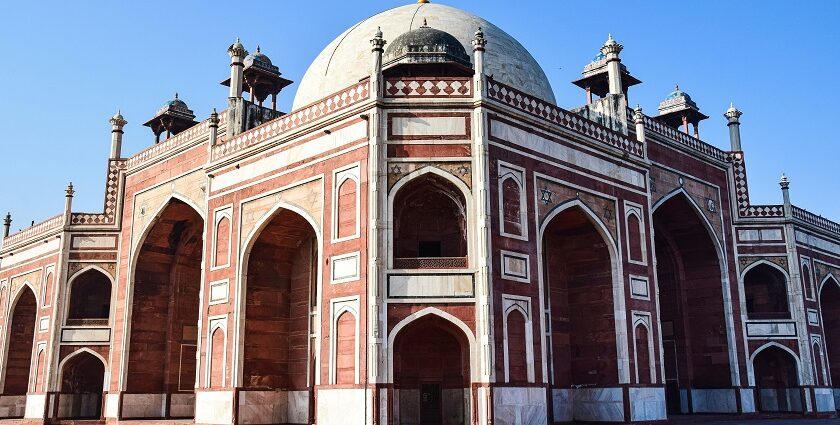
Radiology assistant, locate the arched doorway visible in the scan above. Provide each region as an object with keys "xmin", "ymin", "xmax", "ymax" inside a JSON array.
[
  {"xmin": 820, "ymin": 277, "xmax": 840, "ymax": 392},
  {"xmin": 393, "ymin": 314, "xmax": 471, "ymax": 425},
  {"xmin": 125, "ymin": 199, "xmax": 203, "ymax": 417},
  {"xmin": 542, "ymin": 205, "xmax": 618, "ymax": 389},
  {"xmin": 743, "ymin": 264, "xmax": 790, "ymax": 320},
  {"xmin": 241, "ymin": 207, "xmax": 317, "ymax": 423},
  {"xmin": 58, "ymin": 351, "xmax": 105, "ymax": 419},
  {"xmin": 753, "ymin": 345, "xmax": 801, "ymax": 412},
  {"xmin": 67, "ymin": 269, "xmax": 111, "ymax": 326},
  {"xmin": 653, "ymin": 193, "xmax": 730, "ymax": 413},
  {"xmin": 4, "ymin": 286, "xmax": 37, "ymax": 397}
]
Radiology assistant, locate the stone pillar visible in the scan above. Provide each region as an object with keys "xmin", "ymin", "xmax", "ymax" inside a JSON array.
[
  {"xmin": 370, "ymin": 27, "xmax": 386, "ymax": 99},
  {"xmin": 472, "ymin": 28, "xmax": 486, "ymax": 98},
  {"xmin": 227, "ymin": 38, "xmax": 246, "ymax": 99},
  {"xmin": 64, "ymin": 183, "xmax": 74, "ymax": 218},
  {"xmin": 209, "ymin": 109, "xmax": 220, "ymax": 146},
  {"xmin": 781, "ymin": 174, "xmax": 791, "ymax": 217},
  {"xmin": 109, "ymin": 111, "xmax": 127, "ymax": 159},
  {"xmin": 633, "ymin": 105, "xmax": 646, "ymax": 143},
  {"xmin": 601, "ymin": 34, "xmax": 624, "ymax": 96},
  {"xmin": 2, "ymin": 213, "xmax": 10, "ymax": 238},
  {"xmin": 725, "ymin": 104, "xmax": 743, "ymax": 151}
]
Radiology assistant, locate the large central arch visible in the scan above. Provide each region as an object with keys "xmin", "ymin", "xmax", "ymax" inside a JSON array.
[
  {"xmin": 653, "ymin": 191, "xmax": 733, "ymax": 414},
  {"xmin": 124, "ymin": 198, "xmax": 204, "ymax": 418},
  {"xmin": 236, "ymin": 204, "xmax": 320, "ymax": 425}
]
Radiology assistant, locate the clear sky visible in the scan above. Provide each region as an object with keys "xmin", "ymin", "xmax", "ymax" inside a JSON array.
[{"xmin": 0, "ymin": 1, "xmax": 837, "ymax": 231}]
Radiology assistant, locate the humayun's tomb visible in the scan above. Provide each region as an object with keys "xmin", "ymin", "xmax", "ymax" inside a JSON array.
[{"xmin": 0, "ymin": 1, "xmax": 838, "ymax": 424}]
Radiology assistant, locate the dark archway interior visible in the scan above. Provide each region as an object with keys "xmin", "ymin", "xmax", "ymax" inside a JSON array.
[
  {"xmin": 60, "ymin": 352, "xmax": 105, "ymax": 419},
  {"xmin": 67, "ymin": 270, "xmax": 111, "ymax": 324},
  {"xmin": 753, "ymin": 346, "xmax": 800, "ymax": 412},
  {"xmin": 654, "ymin": 194, "xmax": 730, "ymax": 412},
  {"xmin": 126, "ymin": 199, "xmax": 203, "ymax": 394},
  {"xmin": 394, "ymin": 174, "xmax": 467, "ymax": 268},
  {"xmin": 544, "ymin": 207, "xmax": 616, "ymax": 387},
  {"xmin": 243, "ymin": 208, "xmax": 316, "ymax": 391},
  {"xmin": 4, "ymin": 287, "xmax": 36, "ymax": 395},
  {"xmin": 744, "ymin": 265, "xmax": 789, "ymax": 319},
  {"xmin": 393, "ymin": 315, "xmax": 469, "ymax": 425},
  {"xmin": 821, "ymin": 279, "xmax": 840, "ymax": 386}
]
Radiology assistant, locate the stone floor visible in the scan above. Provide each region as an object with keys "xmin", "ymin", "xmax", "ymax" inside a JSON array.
[{"xmin": 668, "ymin": 414, "xmax": 840, "ymax": 424}]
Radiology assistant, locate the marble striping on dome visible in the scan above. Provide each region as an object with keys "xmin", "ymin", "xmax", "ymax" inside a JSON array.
[{"xmin": 292, "ymin": 3, "xmax": 555, "ymax": 109}]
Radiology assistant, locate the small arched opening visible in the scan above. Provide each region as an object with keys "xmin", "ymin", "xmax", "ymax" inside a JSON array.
[
  {"xmin": 753, "ymin": 345, "xmax": 801, "ymax": 413},
  {"xmin": 393, "ymin": 173, "xmax": 467, "ymax": 269},
  {"xmin": 67, "ymin": 269, "xmax": 111, "ymax": 326},
  {"xmin": 743, "ymin": 264, "xmax": 790, "ymax": 320},
  {"xmin": 3, "ymin": 286, "xmax": 37, "ymax": 397},
  {"xmin": 57, "ymin": 351, "xmax": 105, "ymax": 419},
  {"xmin": 393, "ymin": 314, "xmax": 471, "ymax": 425},
  {"xmin": 820, "ymin": 277, "xmax": 840, "ymax": 388}
]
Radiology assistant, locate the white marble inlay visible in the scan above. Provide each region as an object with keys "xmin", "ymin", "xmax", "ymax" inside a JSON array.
[
  {"xmin": 551, "ymin": 389, "xmax": 572, "ymax": 423},
  {"xmin": 690, "ymin": 389, "xmax": 737, "ymax": 413},
  {"xmin": 390, "ymin": 116, "xmax": 467, "ymax": 138},
  {"xmin": 104, "ymin": 393, "xmax": 120, "ymax": 418},
  {"xmin": 629, "ymin": 387, "xmax": 666, "ymax": 421},
  {"xmin": 23, "ymin": 394, "xmax": 46, "ymax": 419},
  {"xmin": 501, "ymin": 251, "xmax": 530, "ymax": 283},
  {"xmin": 630, "ymin": 277, "xmax": 649, "ymax": 298},
  {"xmin": 388, "ymin": 274, "xmax": 473, "ymax": 298},
  {"xmin": 38, "ymin": 316, "xmax": 49, "ymax": 332},
  {"xmin": 331, "ymin": 252, "xmax": 360, "ymax": 283},
  {"xmin": 814, "ymin": 388, "xmax": 835, "ymax": 412},
  {"xmin": 71, "ymin": 234, "xmax": 117, "ymax": 249},
  {"xmin": 493, "ymin": 387, "xmax": 546, "ymax": 425},
  {"xmin": 0, "ymin": 395, "xmax": 26, "ymax": 418},
  {"xmin": 317, "ymin": 389, "xmax": 365, "ymax": 424},
  {"xmin": 796, "ymin": 230, "xmax": 840, "ymax": 255},
  {"xmin": 573, "ymin": 388, "xmax": 624, "ymax": 422},
  {"xmin": 121, "ymin": 393, "xmax": 165, "ymax": 418},
  {"xmin": 195, "ymin": 391, "xmax": 233, "ymax": 424},
  {"xmin": 807, "ymin": 309, "xmax": 820, "ymax": 326},
  {"xmin": 745, "ymin": 321, "xmax": 797, "ymax": 338},
  {"xmin": 61, "ymin": 327, "xmax": 110, "ymax": 343},
  {"xmin": 2, "ymin": 238, "xmax": 60, "ymax": 268},
  {"xmin": 740, "ymin": 388, "xmax": 756, "ymax": 413},
  {"xmin": 210, "ymin": 280, "xmax": 229, "ymax": 303}
]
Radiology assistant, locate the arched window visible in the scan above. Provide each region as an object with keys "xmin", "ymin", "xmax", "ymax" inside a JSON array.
[
  {"xmin": 744, "ymin": 264, "xmax": 790, "ymax": 319},
  {"xmin": 506, "ymin": 309, "xmax": 528, "ymax": 383},
  {"xmin": 752, "ymin": 345, "xmax": 800, "ymax": 412},
  {"xmin": 812, "ymin": 341, "xmax": 824, "ymax": 386},
  {"xmin": 802, "ymin": 263, "xmax": 813, "ymax": 299},
  {"xmin": 214, "ymin": 216, "xmax": 231, "ymax": 268},
  {"xmin": 501, "ymin": 177, "xmax": 523, "ymax": 236},
  {"xmin": 42, "ymin": 272, "xmax": 54, "ymax": 307},
  {"xmin": 210, "ymin": 327, "xmax": 225, "ymax": 388},
  {"xmin": 393, "ymin": 174, "xmax": 467, "ymax": 269},
  {"xmin": 627, "ymin": 213, "xmax": 643, "ymax": 262},
  {"xmin": 67, "ymin": 269, "xmax": 111, "ymax": 326},
  {"xmin": 336, "ymin": 178, "xmax": 358, "ymax": 240},
  {"xmin": 635, "ymin": 324, "xmax": 652, "ymax": 384},
  {"xmin": 335, "ymin": 311, "xmax": 356, "ymax": 385}
]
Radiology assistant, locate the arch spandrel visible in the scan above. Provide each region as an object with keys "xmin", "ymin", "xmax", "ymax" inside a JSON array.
[
  {"xmin": 387, "ymin": 161, "xmax": 471, "ymax": 192},
  {"xmin": 9, "ymin": 270, "xmax": 42, "ymax": 302},
  {"xmin": 536, "ymin": 178, "xmax": 618, "ymax": 243},
  {"xmin": 130, "ymin": 170, "xmax": 207, "ymax": 250},
  {"xmin": 238, "ymin": 179, "xmax": 323, "ymax": 252},
  {"xmin": 650, "ymin": 167, "xmax": 725, "ymax": 244}
]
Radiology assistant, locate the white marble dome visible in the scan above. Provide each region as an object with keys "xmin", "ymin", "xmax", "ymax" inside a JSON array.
[{"xmin": 292, "ymin": 2, "xmax": 556, "ymax": 109}]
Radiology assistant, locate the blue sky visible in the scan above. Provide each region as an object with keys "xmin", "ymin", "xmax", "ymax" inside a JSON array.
[{"xmin": 0, "ymin": 1, "xmax": 837, "ymax": 230}]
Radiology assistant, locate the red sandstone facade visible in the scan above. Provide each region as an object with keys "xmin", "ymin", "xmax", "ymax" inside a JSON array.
[{"xmin": 0, "ymin": 3, "xmax": 838, "ymax": 424}]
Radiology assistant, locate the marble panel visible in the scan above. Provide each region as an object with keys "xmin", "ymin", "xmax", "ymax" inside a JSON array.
[
  {"xmin": 740, "ymin": 388, "xmax": 756, "ymax": 413},
  {"xmin": 121, "ymin": 393, "xmax": 165, "ymax": 418},
  {"xmin": 388, "ymin": 274, "xmax": 473, "ymax": 298},
  {"xmin": 169, "ymin": 393, "xmax": 195, "ymax": 418},
  {"xmin": 239, "ymin": 391, "xmax": 285, "ymax": 424},
  {"xmin": 0, "ymin": 395, "xmax": 26, "ymax": 418},
  {"xmin": 104, "ymin": 393, "xmax": 120, "ymax": 418},
  {"xmin": 57, "ymin": 394, "xmax": 101, "ymax": 418},
  {"xmin": 691, "ymin": 389, "xmax": 737, "ymax": 413},
  {"xmin": 834, "ymin": 389, "xmax": 840, "ymax": 411},
  {"xmin": 397, "ymin": 389, "xmax": 418, "ymax": 424},
  {"xmin": 317, "ymin": 389, "xmax": 365, "ymax": 424},
  {"xmin": 758, "ymin": 388, "xmax": 803, "ymax": 412},
  {"xmin": 551, "ymin": 389, "xmax": 572, "ymax": 423},
  {"xmin": 573, "ymin": 387, "xmax": 624, "ymax": 422},
  {"xmin": 814, "ymin": 388, "xmax": 835, "ymax": 412},
  {"xmin": 287, "ymin": 391, "xmax": 310, "ymax": 424},
  {"xmin": 629, "ymin": 387, "xmax": 666, "ymax": 421},
  {"xmin": 442, "ymin": 389, "xmax": 468, "ymax": 425},
  {"xmin": 61, "ymin": 327, "xmax": 110, "ymax": 343},
  {"xmin": 493, "ymin": 387, "xmax": 546, "ymax": 425},
  {"xmin": 390, "ymin": 116, "xmax": 468, "ymax": 138},
  {"xmin": 25, "ymin": 394, "xmax": 46, "ymax": 419},
  {"xmin": 195, "ymin": 390, "xmax": 233, "ymax": 424},
  {"xmin": 745, "ymin": 321, "xmax": 797, "ymax": 338}
]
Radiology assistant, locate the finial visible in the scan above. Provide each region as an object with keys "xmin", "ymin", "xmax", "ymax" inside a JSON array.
[
  {"xmin": 780, "ymin": 173, "xmax": 790, "ymax": 189},
  {"xmin": 422, "ymin": 18, "xmax": 428, "ymax": 28},
  {"xmin": 371, "ymin": 26, "xmax": 387, "ymax": 51},
  {"xmin": 174, "ymin": 92, "xmax": 179, "ymax": 99},
  {"xmin": 65, "ymin": 182, "xmax": 75, "ymax": 197},
  {"xmin": 236, "ymin": 36, "xmax": 240, "ymax": 44},
  {"xmin": 256, "ymin": 45, "xmax": 261, "ymax": 53},
  {"xmin": 674, "ymin": 84, "xmax": 680, "ymax": 91}
]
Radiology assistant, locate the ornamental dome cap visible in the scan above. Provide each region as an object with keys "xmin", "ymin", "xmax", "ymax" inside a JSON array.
[
  {"xmin": 244, "ymin": 45, "xmax": 273, "ymax": 68},
  {"xmin": 666, "ymin": 84, "xmax": 691, "ymax": 101},
  {"xmin": 292, "ymin": 2, "xmax": 555, "ymax": 108},
  {"xmin": 165, "ymin": 93, "xmax": 188, "ymax": 108},
  {"xmin": 383, "ymin": 21, "xmax": 471, "ymax": 68}
]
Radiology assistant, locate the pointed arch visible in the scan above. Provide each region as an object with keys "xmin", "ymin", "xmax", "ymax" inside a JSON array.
[
  {"xmin": 741, "ymin": 260, "xmax": 792, "ymax": 319},
  {"xmin": 65, "ymin": 266, "xmax": 113, "ymax": 325},
  {"xmin": 818, "ymin": 273, "xmax": 840, "ymax": 294},
  {"xmin": 3, "ymin": 284, "xmax": 37, "ymax": 395},
  {"xmin": 652, "ymin": 187, "xmax": 724, "ymax": 257},
  {"xmin": 57, "ymin": 348, "xmax": 108, "ymax": 389},
  {"xmin": 503, "ymin": 304, "xmax": 530, "ymax": 383},
  {"xmin": 537, "ymin": 198, "xmax": 629, "ymax": 385},
  {"xmin": 233, "ymin": 200, "xmax": 323, "ymax": 388},
  {"xmin": 387, "ymin": 307, "xmax": 477, "ymax": 382},
  {"xmin": 748, "ymin": 342, "xmax": 802, "ymax": 386}
]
